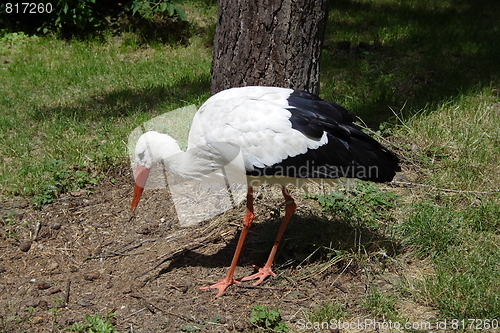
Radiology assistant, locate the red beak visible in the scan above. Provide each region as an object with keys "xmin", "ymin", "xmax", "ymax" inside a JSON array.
[{"xmin": 131, "ymin": 165, "xmax": 150, "ymax": 214}]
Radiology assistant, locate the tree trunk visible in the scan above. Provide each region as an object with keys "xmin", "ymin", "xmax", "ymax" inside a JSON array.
[{"xmin": 210, "ymin": 0, "xmax": 327, "ymax": 95}]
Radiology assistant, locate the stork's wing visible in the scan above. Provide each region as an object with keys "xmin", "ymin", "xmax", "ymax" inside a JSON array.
[
  {"xmin": 194, "ymin": 87, "xmax": 400, "ymax": 183},
  {"xmin": 193, "ymin": 87, "xmax": 329, "ymax": 171},
  {"xmin": 259, "ymin": 90, "xmax": 401, "ymax": 182}
]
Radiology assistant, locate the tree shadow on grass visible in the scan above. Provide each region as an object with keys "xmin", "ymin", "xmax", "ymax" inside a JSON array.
[
  {"xmin": 34, "ymin": 74, "xmax": 211, "ymax": 122},
  {"xmin": 322, "ymin": 0, "xmax": 500, "ymax": 125}
]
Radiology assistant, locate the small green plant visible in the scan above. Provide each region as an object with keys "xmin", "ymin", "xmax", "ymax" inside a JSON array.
[
  {"xmin": 30, "ymin": 159, "xmax": 101, "ymax": 209},
  {"xmin": 2, "ymin": 212, "xmax": 16, "ymax": 226},
  {"xmin": 375, "ymin": 122, "xmax": 395, "ymax": 137},
  {"xmin": 305, "ymin": 300, "xmax": 344, "ymax": 324},
  {"xmin": 53, "ymin": 296, "xmax": 65, "ymax": 307},
  {"xmin": 48, "ymin": 306, "xmax": 60, "ymax": 332},
  {"xmin": 65, "ymin": 313, "xmax": 118, "ymax": 333},
  {"xmin": 2, "ymin": 212, "xmax": 20, "ymax": 240},
  {"xmin": 0, "ymin": 32, "xmax": 39, "ymax": 53},
  {"xmin": 361, "ymin": 284, "xmax": 400, "ymax": 321},
  {"xmin": 250, "ymin": 305, "xmax": 288, "ymax": 332},
  {"xmin": 313, "ymin": 180, "xmax": 397, "ymax": 228}
]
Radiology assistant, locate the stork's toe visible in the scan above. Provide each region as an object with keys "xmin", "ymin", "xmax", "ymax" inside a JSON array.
[{"xmin": 240, "ymin": 265, "xmax": 276, "ymax": 285}]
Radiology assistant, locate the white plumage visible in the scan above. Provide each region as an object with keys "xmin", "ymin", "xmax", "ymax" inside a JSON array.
[
  {"xmin": 131, "ymin": 86, "xmax": 400, "ymax": 297},
  {"xmin": 132, "ymin": 87, "xmax": 330, "ymax": 187},
  {"xmin": 182, "ymin": 86, "xmax": 327, "ymax": 172}
]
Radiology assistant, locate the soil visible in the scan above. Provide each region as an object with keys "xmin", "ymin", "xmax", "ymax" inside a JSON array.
[{"xmin": 0, "ymin": 165, "xmax": 433, "ymax": 333}]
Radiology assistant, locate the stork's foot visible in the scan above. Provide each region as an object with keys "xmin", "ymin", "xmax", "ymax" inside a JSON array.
[
  {"xmin": 240, "ymin": 265, "xmax": 276, "ymax": 285},
  {"xmin": 200, "ymin": 277, "xmax": 240, "ymax": 297}
]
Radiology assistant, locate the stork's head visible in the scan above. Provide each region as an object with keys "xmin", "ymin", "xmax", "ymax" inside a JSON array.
[{"xmin": 131, "ymin": 131, "xmax": 181, "ymax": 213}]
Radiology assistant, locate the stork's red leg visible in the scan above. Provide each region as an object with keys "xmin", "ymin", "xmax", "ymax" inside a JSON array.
[
  {"xmin": 200, "ymin": 187, "xmax": 254, "ymax": 297},
  {"xmin": 241, "ymin": 186, "xmax": 296, "ymax": 285}
]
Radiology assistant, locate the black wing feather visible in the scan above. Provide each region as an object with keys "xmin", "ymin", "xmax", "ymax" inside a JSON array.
[{"xmin": 246, "ymin": 89, "xmax": 400, "ymax": 183}]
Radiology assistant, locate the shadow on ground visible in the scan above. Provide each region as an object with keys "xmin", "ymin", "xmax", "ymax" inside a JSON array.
[{"xmin": 322, "ymin": 0, "xmax": 500, "ymax": 124}]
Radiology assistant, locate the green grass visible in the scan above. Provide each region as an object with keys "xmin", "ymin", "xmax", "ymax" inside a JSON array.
[
  {"xmin": 1, "ymin": 0, "xmax": 499, "ymax": 327},
  {"xmin": 249, "ymin": 305, "xmax": 288, "ymax": 332},
  {"xmin": 400, "ymin": 200, "xmax": 500, "ymax": 319},
  {"xmin": 65, "ymin": 313, "xmax": 118, "ymax": 333},
  {"xmin": 313, "ymin": 180, "xmax": 398, "ymax": 229},
  {"xmin": 0, "ymin": 26, "xmax": 212, "ymax": 206},
  {"xmin": 361, "ymin": 284, "xmax": 400, "ymax": 322},
  {"xmin": 401, "ymin": 90, "xmax": 500, "ymax": 192},
  {"xmin": 318, "ymin": 0, "xmax": 500, "ymax": 322},
  {"xmin": 304, "ymin": 300, "xmax": 345, "ymax": 323},
  {"xmin": 321, "ymin": 0, "xmax": 500, "ymax": 125}
]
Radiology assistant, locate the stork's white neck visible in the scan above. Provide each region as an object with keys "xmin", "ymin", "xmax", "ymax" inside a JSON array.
[
  {"xmin": 137, "ymin": 131, "xmax": 245, "ymax": 182},
  {"xmin": 166, "ymin": 149, "xmax": 218, "ymax": 180}
]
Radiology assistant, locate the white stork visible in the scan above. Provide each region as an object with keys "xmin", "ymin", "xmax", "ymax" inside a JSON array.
[{"xmin": 130, "ymin": 86, "xmax": 400, "ymax": 297}]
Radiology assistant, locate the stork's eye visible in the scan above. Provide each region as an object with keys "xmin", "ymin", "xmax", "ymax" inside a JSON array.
[{"xmin": 138, "ymin": 151, "xmax": 145, "ymax": 161}]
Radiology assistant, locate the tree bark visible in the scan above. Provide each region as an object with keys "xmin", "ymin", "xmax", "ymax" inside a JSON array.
[{"xmin": 210, "ymin": 0, "xmax": 327, "ymax": 95}]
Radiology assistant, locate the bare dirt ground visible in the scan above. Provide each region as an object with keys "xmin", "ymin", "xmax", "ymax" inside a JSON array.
[{"xmin": 0, "ymin": 165, "xmax": 435, "ymax": 332}]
